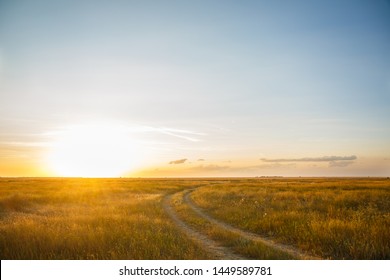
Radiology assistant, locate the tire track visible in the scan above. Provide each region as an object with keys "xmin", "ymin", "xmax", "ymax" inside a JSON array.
[
  {"xmin": 183, "ymin": 189, "xmax": 322, "ymax": 260},
  {"xmin": 162, "ymin": 192, "xmax": 246, "ymax": 260}
]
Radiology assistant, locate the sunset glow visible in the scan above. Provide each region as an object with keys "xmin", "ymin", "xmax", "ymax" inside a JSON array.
[
  {"xmin": 46, "ymin": 124, "xmax": 140, "ymax": 177},
  {"xmin": 0, "ymin": 0, "xmax": 389, "ymax": 177}
]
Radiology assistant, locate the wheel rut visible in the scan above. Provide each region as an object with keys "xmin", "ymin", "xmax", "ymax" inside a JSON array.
[
  {"xmin": 162, "ymin": 192, "xmax": 246, "ymax": 260},
  {"xmin": 183, "ymin": 189, "xmax": 322, "ymax": 260}
]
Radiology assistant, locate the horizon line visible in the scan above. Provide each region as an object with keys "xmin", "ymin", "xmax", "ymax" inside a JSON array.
[{"xmin": 1, "ymin": 176, "xmax": 389, "ymax": 179}]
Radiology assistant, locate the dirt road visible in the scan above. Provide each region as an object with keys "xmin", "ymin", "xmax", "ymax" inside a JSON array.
[
  {"xmin": 183, "ymin": 189, "xmax": 321, "ymax": 260},
  {"xmin": 162, "ymin": 192, "xmax": 246, "ymax": 260}
]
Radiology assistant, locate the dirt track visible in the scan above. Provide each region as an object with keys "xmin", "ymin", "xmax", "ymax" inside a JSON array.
[
  {"xmin": 163, "ymin": 187, "xmax": 322, "ymax": 260},
  {"xmin": 162, "ymin": 192, "xmax": 245, "ymax": 260},
  {"xmin": 183, "ymin": 189, "xmax": 321, "ymax": 260}
]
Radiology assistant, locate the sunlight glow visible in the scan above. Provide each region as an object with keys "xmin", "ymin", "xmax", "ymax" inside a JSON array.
[{"xmin": 47, "ymin": 123, "xmax": 140, "ymax": 177}]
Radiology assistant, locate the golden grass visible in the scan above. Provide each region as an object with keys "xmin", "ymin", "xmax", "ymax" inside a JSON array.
[
  {"xmin": 1, "ymin": 177, "xmax": 389, "ymax": 259},
  {"xmin": 0, "ymin": 178, "xmax": 212, "ymax": 259},
  {"xmin": 191, "ymin": 178, "xmax": 390, "ymax": 259},
  {"xmin": 171, "ymin": 191, "xmax": 295, "ymax": 259}
]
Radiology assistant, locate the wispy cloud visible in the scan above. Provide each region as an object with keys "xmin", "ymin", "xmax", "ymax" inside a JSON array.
[
  {"xmin": 48, "ymin": 124, "xmax": 206, "ymax": 142},
  {"xmin": 261, "ymin": 155, "xmax": 357, "ymax": 162},
  {"xmin": 133, "ymin": 126, "xmax": 205, "ymax": 142},
  {"xmin": 169, "ymin": 158, "xmax": 187, "ymax": 164},
  {"xmin": 0, "ymin": 141, "xmax": 52, "ymax": 148}
]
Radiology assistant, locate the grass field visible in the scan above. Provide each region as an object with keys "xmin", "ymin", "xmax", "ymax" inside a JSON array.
[
  {"xmin": 191, "ymin": 178, "xmax": 390, "ymax": 259},
  {"xmin": 0, "ymin": 177, "xmax": 389, "ymax": 259},
  {"xmin": 0, "ymin": 178, "xmax": 212, "ymax": 259}
]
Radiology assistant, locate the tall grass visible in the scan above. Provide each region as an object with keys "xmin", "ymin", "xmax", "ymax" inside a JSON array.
[
  {"xmin": 2, "ymin": 178, "xmax": 388, "ymax": 259},
  {"xmin": 171, "ymin": 191, "xmax": 295, "ymax": 259},
  {"xmin": 191, "ymin": 178, "xmax": 390, "ymax": 259},
  {"xmin": 0, "ymin": 178, "xmax": 212, "ymax": 259}
]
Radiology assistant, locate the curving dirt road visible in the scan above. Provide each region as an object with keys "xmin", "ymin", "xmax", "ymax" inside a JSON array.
[
  {"xmin": 183, "ymin": 189, "xmax": 322, "ymax": 260},
  {"xmin": 162, "ymin": 192, "xmax": 246, "ymax": 260}
]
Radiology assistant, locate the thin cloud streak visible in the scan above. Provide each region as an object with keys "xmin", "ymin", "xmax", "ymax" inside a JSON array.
[
  {"xmin": 44, "ymin": 124, "xmax": 205, "ymax": 142},
  {"xmin": 0, "ymin": 141, "xmax": 53, "ymax": 148},
  {"xmin": 129, "ymin": 126, "xmax": 205, "ymax": 142},
  {"xmin": 261, "ymin": 155, "xmax": 357, "ymax": 162}
]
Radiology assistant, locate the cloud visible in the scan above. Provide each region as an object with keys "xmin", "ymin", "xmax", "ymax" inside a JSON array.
[
  {"xmin": 261, "ymin": 155, "xmax": 357, "ymax": 162},
  {"xmin": 197, "ymin": 159, "xmax": 205, "ymax": 161},
  {"xmin": 134, "ymin": 162, "xmax": 297, "ymax": 177},
  {"xmin": 169, "ymin": 158, "xmax": 187, "ymax": 164},
  {"xmin": 140, "ymin": 126, "xmax": 205, "ymax": 142}
]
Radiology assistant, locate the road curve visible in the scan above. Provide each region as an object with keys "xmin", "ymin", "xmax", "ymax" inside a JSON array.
[
  {"xmin": 162, "ymin": 192, "xmax": 246, "ymax": 260},
  {"xmin": 183, "ymin": 189, "xmax": 322, "ymax": 260}
]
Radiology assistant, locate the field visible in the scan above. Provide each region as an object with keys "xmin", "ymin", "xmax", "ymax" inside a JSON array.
[{"xmin": 0, "ymin": 177, "xmax": 389, "ymax": 259}]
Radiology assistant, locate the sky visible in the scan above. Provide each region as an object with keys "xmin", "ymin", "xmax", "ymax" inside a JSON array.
[{"xmin": 0, "ymin": 0, "xmax": 389, "ymax": 177}]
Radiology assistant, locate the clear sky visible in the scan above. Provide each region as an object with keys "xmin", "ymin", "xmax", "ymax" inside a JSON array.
[{"xmin": 0, "ymin": 0, "xmax": 389, "ymax": 177}]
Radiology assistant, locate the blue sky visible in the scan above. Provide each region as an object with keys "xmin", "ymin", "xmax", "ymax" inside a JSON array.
[{"xmin": 0, "ymin": 0, "xmax": 389, "ymax": 176}]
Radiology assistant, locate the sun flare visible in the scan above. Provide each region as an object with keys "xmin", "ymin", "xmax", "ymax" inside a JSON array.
[{"xmin": 47, "ymin": 124, "xmax": 140, "ymax": 177}]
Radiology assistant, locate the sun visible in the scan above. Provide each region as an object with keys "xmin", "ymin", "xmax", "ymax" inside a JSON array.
[{"xmin": 47, "ymin": 123, "xmax": 140, "ymax": 177}]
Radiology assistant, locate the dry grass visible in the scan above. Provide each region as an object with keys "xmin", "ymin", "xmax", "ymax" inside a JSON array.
[
  {"xmin": 0, "ymin": 178, "xmax": 212, "ymax": 259},
  {"xmin": 1, "ymin": 177, "xmax": 388, "ymax": 260},
  {"xmin": 191, "ymin": 178, "xmax": 390, "ymax": 259},
  {"xmin": 171, "ymin": 190, "xmax": 295, "ymax": 259}
]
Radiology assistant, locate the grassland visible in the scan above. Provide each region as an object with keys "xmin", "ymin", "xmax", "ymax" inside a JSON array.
[
  {"xmin": 0, "ymin": 178, "xmax": 213, "ymax": 259},
  {"xmin": 170, "ymin": 190, "xmax": 296, "ymax": 259},
  {"xmin": 191, "ymin": 178, "xmax": 390, "ymax": 259},
  {"xmin": 0, "ymin": 177, "xmax": 389, "ymax": 259}
]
